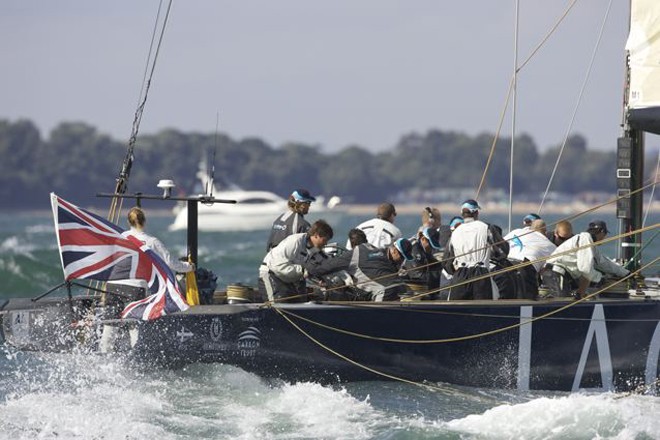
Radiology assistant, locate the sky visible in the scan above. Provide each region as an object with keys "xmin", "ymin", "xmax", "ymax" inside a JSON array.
[{"xmin": 0, "ymin": 0, "xmax": 631, "ymax": 153}]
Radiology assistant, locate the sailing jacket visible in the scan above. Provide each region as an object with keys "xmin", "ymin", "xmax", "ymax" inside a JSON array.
[
  {"xmin": 266, "ymin": 211, "xmax": 311, "ymax": 251},
  {"xmin": 402, "ymin": 240, "xmax": 441, "ymax": 288},
  {"xmin": 444, "ymin": 218, "xmax": 507, "ymax": 271},
  {"xmin": 111, "ymin": 228, "xmax": 193, "ymax": 289},
  {"xmin": 548, "ymin": 232, "xmax": 629, "ymax": 282},
  {"xmin": 504, "ymin": 227, "xmax": 557, "ymax": 271},
  {"xmin": 346, "ymin": 218, "xmax": 402, "ymax": 250},
  {"xmin": 261, "ymin": 232, "xmax": 319, "ymax": 283},
  {"xmin": 306, "ymin": 243, "xmax": 406, "ymax": 301}
]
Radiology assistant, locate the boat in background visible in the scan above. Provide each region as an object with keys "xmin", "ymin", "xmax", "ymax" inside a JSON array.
[{"xmin": 169, "ymin": 165, "xmax": 341, "ymax": 232}]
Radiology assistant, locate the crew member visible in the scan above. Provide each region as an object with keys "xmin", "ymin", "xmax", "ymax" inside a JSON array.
[
  {"xmin": 259, "ymin": 219, "xmax": 333, "ymax": 302},
  {"xmin": 100, "ymin": 207, "xmax": 194, "ymax": 353},
  {"xmin": 522, "ymin": 213, "xmax": 541, "ymax": 228},
  {"xmin": 403, "ymin": 227, "xmax": 443, "ymax": 299},
  {"xmin": 307, "ymin": 235, "xmax": 414, "ymax": 301},
  {"xmin": 503, "ymin": 218, "xmax": 556, "ymax": 299},
  {"xmin": 443, "ymin": 199, "xmax": 508, "ymax": 300},
  {"xmin": 546, "ymin": 220, "xmax": 574, "ymax": 247},
  {"xmin": 543, "ymin": 220, "xmax": 629, "ymax": 298},
  {"xmin": 266, "ymin": 188, "xmax": 316, "ymax": 251},
  {"xmin": 347, "ymin": 202, "xmax": 402, "ymax": 250}
]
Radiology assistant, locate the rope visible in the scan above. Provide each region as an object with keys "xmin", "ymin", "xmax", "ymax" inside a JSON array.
[
  {"xmin": 517, "ymin": 0, "xmax": 580, "ymax": 72},
  {"xmin": 476, "ymin": 76, "xmax": 513, "ymax": 199},
  {"xmin": 331, "ymin": 185, "xmax": 657, "ymax": 299},
  {"xmin": 538, "ymin": 0, "xmax": 614, "ymax": 214},
  {"xmin": 273, "ymin": 306, "xmax": 476, "ymax": 394},
  {"xmin": 476, "ymin": 0, "xmax": 578, "ymax": 199},
  {"xmin": 273, "ymin": 258, "xmax": 657, "ymax": 346},
  {"xmin": 405, "ymin": 223, "xmax": 658, "ymax": 301},
  {"xmin": 265, "ymin": 219, "xmax": 658, "ymax": 306}
]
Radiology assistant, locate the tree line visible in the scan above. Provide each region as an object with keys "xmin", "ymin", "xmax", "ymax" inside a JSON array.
[{"xmin": 0, "ymin": 118, "xmax": 634, "ymax": 209}]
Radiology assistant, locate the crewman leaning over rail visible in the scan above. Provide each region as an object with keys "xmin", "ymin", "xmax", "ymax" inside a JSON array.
[
  {"xmin": 542, "ymin": 220, "xmax": 630, "ymax": 299},
  {"xmin": 305, "ymin": 234, "xmax": 414, "ymax": 302},
  {"xmin": 259, "ymin": 219, "xmax": 333, "ymax": 303}
]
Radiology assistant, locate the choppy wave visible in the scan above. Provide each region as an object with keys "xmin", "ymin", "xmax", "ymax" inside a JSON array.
[
  {"xmin": 444, "ymin": 392, "xmax": 660, "ymax": 439},
  {"xmin": 2, "ymin": 211, "xmax": 660, "ymax": 439},
  {"xmin": 1, "ymin": 346, "xmax": 659, "ymax": 439}
]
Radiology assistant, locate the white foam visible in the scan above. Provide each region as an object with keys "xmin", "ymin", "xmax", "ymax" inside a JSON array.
[
  {"xmin": 221, "ymin": 381, "xmax": 384, "ymax": 439},
  {"xmin": 444, "ymin": 392, "xmax": 660, "ymax": 439},
  {"xmin": 0, "ymin": 236, "xmax": 35, "ymax": 256},
  {"xmin": 25, "ymin": 224, "xmax": 55, "ymax": 234}
]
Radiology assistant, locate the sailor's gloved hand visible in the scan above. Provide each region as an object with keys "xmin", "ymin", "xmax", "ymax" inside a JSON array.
[{"xmin": 398, "ymin": 268, "xmax": 408, "ymax": 277}]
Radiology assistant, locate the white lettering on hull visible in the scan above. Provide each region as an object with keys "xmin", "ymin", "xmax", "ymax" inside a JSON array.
[
  {"xmin": 645, "ymin": 321, "xmax": 660, "ymax": 392},
  {"xmin": 517, "ymin": 306, "xmax": 533, "ymax": 391},
  {"xmin": 572, "ymin": 304, "xmax": 613, "ymax": 392}
]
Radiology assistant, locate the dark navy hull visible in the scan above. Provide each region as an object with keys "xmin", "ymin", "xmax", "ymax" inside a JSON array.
[{"xmin": 133, "ymin": 298, "xmax": 660, "ymax": 392}]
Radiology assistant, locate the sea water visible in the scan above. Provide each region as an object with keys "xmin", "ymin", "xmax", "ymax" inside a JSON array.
[{"xmin": 1, "ymin": 209, "xmax": 659, "ymax": 439}]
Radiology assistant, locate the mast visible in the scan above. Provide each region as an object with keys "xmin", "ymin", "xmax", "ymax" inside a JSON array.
[{"xmin": 617, "ymin": 0, "xmax": 659, "ymax": 270}]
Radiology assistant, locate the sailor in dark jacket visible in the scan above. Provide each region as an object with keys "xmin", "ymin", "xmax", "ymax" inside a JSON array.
[
  {"xmin": 403, "ymin": 227, "xmax": 443, "ymax": 299},
  {"xmin": 305, "ymin": 234, "xmax": 414, "ymax": 301},
  {"xmin": 266, "ymin": 188, "xmax": 316, "ymax": 251}
]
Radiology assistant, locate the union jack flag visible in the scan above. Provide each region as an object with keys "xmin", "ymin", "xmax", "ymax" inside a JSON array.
[{"xmin": 50, "ymin": 193, "xmax": 189, "ymax": 320}]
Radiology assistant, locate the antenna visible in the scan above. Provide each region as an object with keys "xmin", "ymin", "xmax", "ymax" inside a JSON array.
[{"xmin": 207, "ymin": 111, "xmax": 219, "ymax": 198}]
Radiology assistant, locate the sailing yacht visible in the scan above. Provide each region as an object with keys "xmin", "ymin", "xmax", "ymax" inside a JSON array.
[{"xmin": 1, "ymin": 1, "xmax": 659, "ymax": 394}]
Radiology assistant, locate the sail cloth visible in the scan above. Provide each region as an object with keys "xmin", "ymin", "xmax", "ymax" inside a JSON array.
[
  {"xmin": 626, "ymin": 0, "xmax": 660, "ymax": 134},
  {"xmin": 50, "ymin": 193, "xmax": 189, "ymax": 320}
]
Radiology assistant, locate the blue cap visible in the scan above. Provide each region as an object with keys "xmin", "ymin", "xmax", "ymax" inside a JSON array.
[
  {"xmin": 393, "ymin": 238, "xmax": 414, "ymax": 261},
  {"xmin": 291, "ymin": 189, "xmax": 316, "ymax": 203},
  {"xmin": 449, "ymin": 216, "xmax": 464, "ymax": 230},
  {"xmin": 421, "ymin": 227, "xmax": 442, "ymax": 250},
  {"xmin": 523, "ymin": 213, "xmax": 541, "ymax": 225},
  {"xmin": 461, "ymin": 199, "xmax": 481, "ymax": 212}
]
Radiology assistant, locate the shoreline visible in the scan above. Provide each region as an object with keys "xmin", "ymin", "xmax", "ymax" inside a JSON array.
[
  {"xmin": 7, "ymin": 201, "xmax": 659, "ymax": 218},
  {"xmin": 335, "ymin": 202, "xmax": 648, "ymax": 216}
]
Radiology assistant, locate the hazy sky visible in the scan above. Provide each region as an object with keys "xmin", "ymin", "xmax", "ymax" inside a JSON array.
[{"xmin": 1, "ymin": 0, "xmax": 630, "ymax": 153}]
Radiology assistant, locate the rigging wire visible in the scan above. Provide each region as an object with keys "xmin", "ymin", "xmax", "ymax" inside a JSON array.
[
  {"xmin": 274, "ymin": 257, "xmax": 657, "ymax": 345},
  {"xmin": 264, "ymin": 181, "xmax": 660, "ymax": 305},
  {"xmin": 108, "ymin": 0, "xmax": 174, "ymax": 224},
  {"xmin": 508, "ymin": 0, "xmax": 520, "ymax": 233},
  {"xmin": 643, "ymin": 149, "xmax": 660, "ymax": 227},
  {"xmin": 475, "ymin": 0, "xmax": 578, "ymax": 201},
  {"xmin": 538, "ymin": 0, "xmax": 614, "ymax": 214}
]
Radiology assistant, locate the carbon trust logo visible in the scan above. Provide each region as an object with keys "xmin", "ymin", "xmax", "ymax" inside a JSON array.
[{"xmin": 237, "ymin": 326, "xmax": 261, "ymax": 357}]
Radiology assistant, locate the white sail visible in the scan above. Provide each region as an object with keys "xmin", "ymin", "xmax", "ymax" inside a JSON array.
[{"xmin": 626, "ymin": 0, "xmax": 660, "ymax": 109}]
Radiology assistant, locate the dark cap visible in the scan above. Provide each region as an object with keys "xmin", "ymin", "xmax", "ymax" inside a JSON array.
[
  {"xmin": 588, "ymin": 220, "xmax": 609, "ymax": 234},
  {"xmin": 461, "ymin": 199, "xmax": 481, "ymax": 212},
  {"xmin": 523, "ymin": 213, "xmax": 541, "ymax": 225},
  {"xmin": 421, "ymin": 227, "xmax": 442, "ymax": 250},
  {"xmin": 393, "ymin": 238, "xmax": 414, "ymax": 261},
  {"xmin": 291, "ymin": 189, "xmax": 316, "ymax": 203},
  {"xmin": 377, "ymin": 202, "xmax": 397, "ymax": 219}
]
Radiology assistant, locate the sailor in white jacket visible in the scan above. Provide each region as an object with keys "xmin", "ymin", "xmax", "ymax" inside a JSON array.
[
  {"xmin": 544, "ymin": 220, "xmax": 629, "ymax": 298},
  {"xmin": 259, "ymin": 219, "xmax": 334, "ymax": 302},
  {"xmin": 100, "ymin": 207, "xmax": 194, "ymax": 353},
  {"xmin": 346, "ymin": 202, "xmax": 402, "ymax": 250},
  {"xmin": 504, "ymin": 218, "xmax": 556, "ymax": 299}
]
